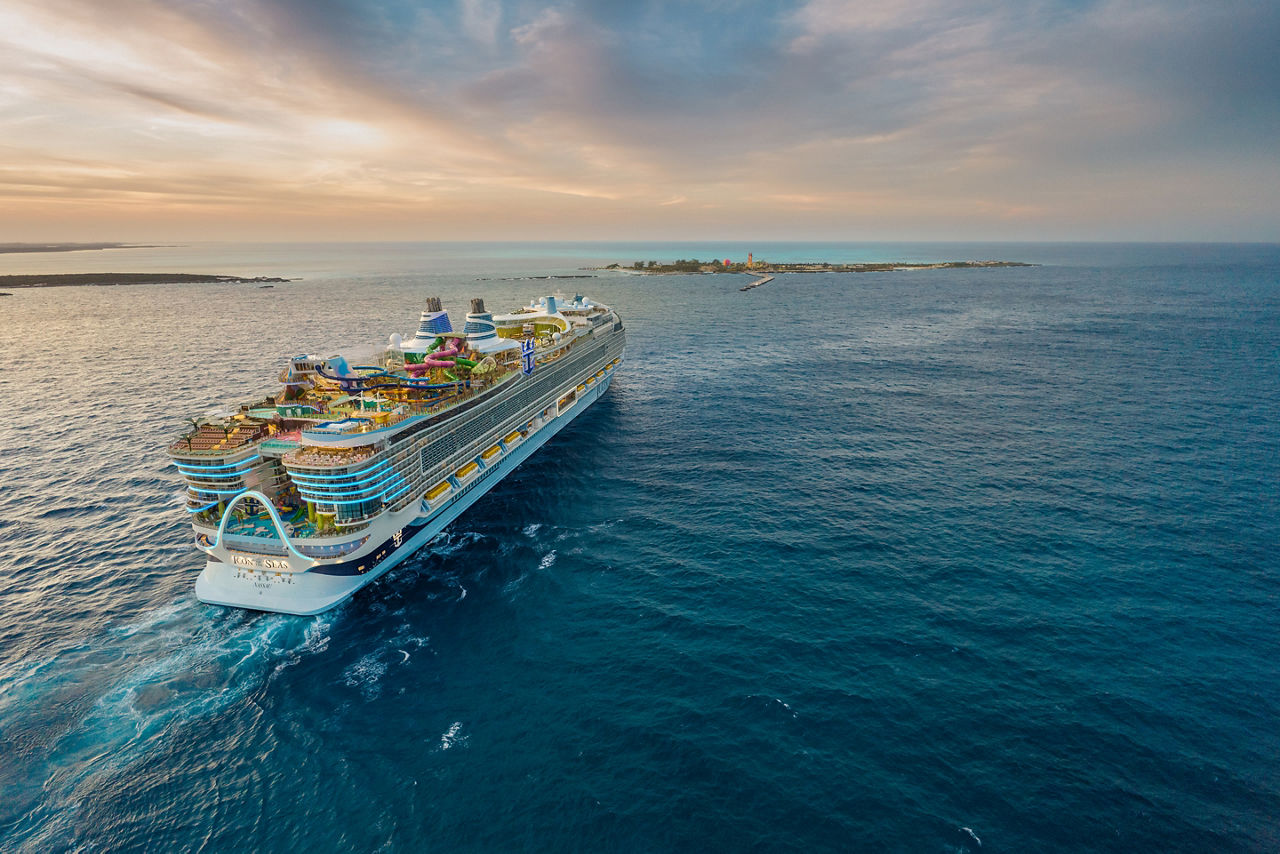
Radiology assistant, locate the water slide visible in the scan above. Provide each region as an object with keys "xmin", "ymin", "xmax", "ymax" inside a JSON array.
[
  {"xmin": 353, "ymin": 366, "xmax": 397, "ymax": 378},
  {"xmin": 407, "ymin": 337, "xmax": 466, "ymax": 374},
  {"xmin": 317, "ymin": 344, "xmax": 475, "ymax": 392},
  {"xmin": 314, "ymin": 356, "xmax": 366, "ymax": 391},
  {"xmin": 361, "ymin": 380, "xmax": 462, "ymax": 391}
]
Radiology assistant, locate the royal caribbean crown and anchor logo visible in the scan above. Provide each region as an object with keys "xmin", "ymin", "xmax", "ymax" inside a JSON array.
[{"xmin": 521, "ymin": 338, "xmax": 536, "ymax": 376}]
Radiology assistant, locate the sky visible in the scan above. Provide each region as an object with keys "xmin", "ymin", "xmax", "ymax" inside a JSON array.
[{"xmin": 0, "ymin": 0, "xmax": 1277, "ymax": 242}]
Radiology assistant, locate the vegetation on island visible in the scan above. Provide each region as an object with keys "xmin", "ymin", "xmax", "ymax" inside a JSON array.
[
  {"xmin": 0, "ymin": 273, "xmax": 292, "ymax": 288},
  {"xmin": 603, "ymin": 259, "xmax": 1035, "ymax": 274},
  {"xmin": 0, "ymin": 242, "xmax": 165, "ymax": 254}
]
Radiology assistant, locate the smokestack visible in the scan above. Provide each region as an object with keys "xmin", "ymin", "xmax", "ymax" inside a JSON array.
[
  {"xmin": 412, "ymin": 297, "xmax": 452, "ymax": 339},
  {"xmin": 470, "ymin": 298, "xmax": 486, "ymax": 314}
]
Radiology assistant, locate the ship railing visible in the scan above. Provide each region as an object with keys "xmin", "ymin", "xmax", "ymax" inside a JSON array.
[
  {"xmin": 313, "ymin": 506, "xmax": 387, "ymax": 528},
  {"xmin": 294, "ymin": 537, "xmax": 369, "ymax": 559},
  {"xmin": 414, "ymin": 402, "xmax": 547, "ymax": 495},
  {"xmin": 222, "ymin": 535, "xmax": 289, "ymax": 557},
  {"xmin": 412, "ymin": 342, "xmax": 609, "ymax": 488},
  {"xmin": 281, "ymin": 384, "xmax": 502, "ymax": 468},
  {"xmin": 284, "ymin": 445, "xmax": 382, "ymax": 469}
]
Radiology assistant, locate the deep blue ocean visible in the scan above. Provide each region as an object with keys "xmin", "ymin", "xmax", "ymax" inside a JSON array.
[{"xmin": 0, "ymin": 242, "xmax": 1277, "ymax": 852}]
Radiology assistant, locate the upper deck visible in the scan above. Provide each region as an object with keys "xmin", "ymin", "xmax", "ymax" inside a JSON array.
[{"xmin": 168, "ymin": 293, "xmax": 622, "ymax": 531}]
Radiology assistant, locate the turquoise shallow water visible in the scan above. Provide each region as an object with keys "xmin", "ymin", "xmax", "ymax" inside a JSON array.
[{"xmin": 0, "ymin": 243, "xmax": 1277, "ymax": 851}]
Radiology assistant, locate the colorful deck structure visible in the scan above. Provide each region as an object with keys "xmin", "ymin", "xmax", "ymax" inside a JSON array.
[{"xmin": 169, "ymin": 293, "xmax": 625, "ymax": 614}]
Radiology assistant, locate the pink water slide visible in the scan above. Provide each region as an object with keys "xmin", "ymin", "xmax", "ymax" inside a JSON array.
[{"xmin": 406, "ymin": 338, "xmax": 464, "ymax": 374}]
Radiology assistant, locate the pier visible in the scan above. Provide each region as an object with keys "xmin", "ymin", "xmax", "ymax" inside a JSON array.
[{"xmin": 739, "ymin": 275, "xmax": 774, "ymax": 292}]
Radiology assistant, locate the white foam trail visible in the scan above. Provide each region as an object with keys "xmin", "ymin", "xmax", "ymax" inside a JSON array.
[
  {"xmin": 6, "ymin": 604, "xmax": 338, "ymax": 851},
  {"xmin": 74, "ymin": 613, "xmax": 294, "ymax": 752},
  {"xmin": 961, "ymin": 826, "xmax": 982, "ymax": 847},
  {"xmin": 439, "ymin": 721, "xmax": 466, "ymax": 750},
  {"xmin": 106, "ymin": 598, "xmax": 197, "ymax": 638},
  {"xmin": 342, "ymin": 652, "xmax": 388, "ymax": 699},
  {"xmin": 0, "ymin": 599, "xmax": 201, "ymax": 717},
  {"xmin": 0, "ymin": 658, "xmax": 45, "ymax": 706},
  {"xmin": 300, "ymin": 614, "xmax": 334, "ymax": 654}
]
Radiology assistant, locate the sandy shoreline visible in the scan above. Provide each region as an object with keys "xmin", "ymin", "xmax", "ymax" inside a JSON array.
[
  {"xmin": 0, "ymin": 242, "xmax": 177, "ymax": 255},
  {"xmin": 0, "ymin": 273, "xmax": 290, "ymax": 288}
]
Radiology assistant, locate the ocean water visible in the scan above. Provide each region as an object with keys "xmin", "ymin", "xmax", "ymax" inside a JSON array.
[{"xmin": 0, "ymin": 242, "xmax": 1277, "ymax": 852}]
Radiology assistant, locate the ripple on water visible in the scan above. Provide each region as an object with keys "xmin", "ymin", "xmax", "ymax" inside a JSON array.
[{"xmin": 1, "ymin": 246, "xmax": 1278, "ymax": 851}]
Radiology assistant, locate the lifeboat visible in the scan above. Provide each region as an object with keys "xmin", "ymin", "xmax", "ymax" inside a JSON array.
[{"xmin": 424, "ymin": 481, "xmax": 453, "ymax": 507}]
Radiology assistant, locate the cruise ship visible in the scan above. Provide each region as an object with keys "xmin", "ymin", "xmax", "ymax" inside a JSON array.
[{"xmin": 168, "ymin": 294, "xmax": 625, "ymax": 614}]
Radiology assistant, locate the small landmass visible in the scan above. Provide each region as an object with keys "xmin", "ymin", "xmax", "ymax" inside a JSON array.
[
  {"xmin": 0, "ymin": 242, "xmax": 171, "ymax": 254},
  {"xmin": 480, "ymin": 274, "xmax": 598, "ymax": 282},
  {"xmin": 0, "ymin": 273, "xmax": 292, "ymax": 288},
  {"xmin": 601, "ymin": 258, "xmax": 1035, "ymax": 274}
]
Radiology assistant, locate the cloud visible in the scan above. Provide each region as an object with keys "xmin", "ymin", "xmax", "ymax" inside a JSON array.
[
  {"xmin": 0, "ymin": 0, "xmax": 1275, "ymax": 240},
  {"xmin": 459, "ymin": 0, "xmax": 502, "ymax": 46},
  {"xmin": 787, "ymin": 0, "xmax": 959, "ymax": 48}
]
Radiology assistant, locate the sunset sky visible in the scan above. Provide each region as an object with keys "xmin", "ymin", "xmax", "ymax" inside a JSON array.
[{"xmin": 1, "ymin": 0, "xmax": 1277, "ymax": 241}]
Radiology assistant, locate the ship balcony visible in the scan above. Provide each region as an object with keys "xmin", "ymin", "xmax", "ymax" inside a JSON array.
[
  {"xmin": 290, "ymin": 461, "xmax": 405, "ymax": 498},
  {"xmin": 284, "ymin": 444, "xmax": 383, "ymax": 471},
  {"xmin": 309, "ymin": 489, "xmax": 406, "ymax": 526},
  {"xmin": 172, "ymin": 453, "xmax": 262, "ymax": 473},
  {"xmin": 293, "ymin": 460, "xmax": 411, "ymax": 518},
  {"xmin": 183, "ymin": 486, "xmax": 248, "ymax": 507},
  {"xmin": 181, "ymin": 473, "xmax": 251, "ymax": 493}
]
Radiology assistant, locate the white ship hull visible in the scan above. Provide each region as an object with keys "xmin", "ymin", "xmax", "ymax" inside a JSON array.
[{"xmin": 194, "ymin": 372, "xmax": 614, "ymax": 615}]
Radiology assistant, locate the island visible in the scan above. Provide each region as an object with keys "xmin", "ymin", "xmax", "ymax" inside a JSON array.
[
  {"xmin": 604, "ymin": 258, "xmax": 1034, "ymax": 274},
  {"xmin": 597, "ymin": 257, "xmax": 1034, "ymax": 290},
  {"xmin": 0, "ymin": 273, "xmax": 291, "ymax": 288},
  {"xmin": 0, "ymin": 242, "xmax": 169, "ymax": 254}
]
